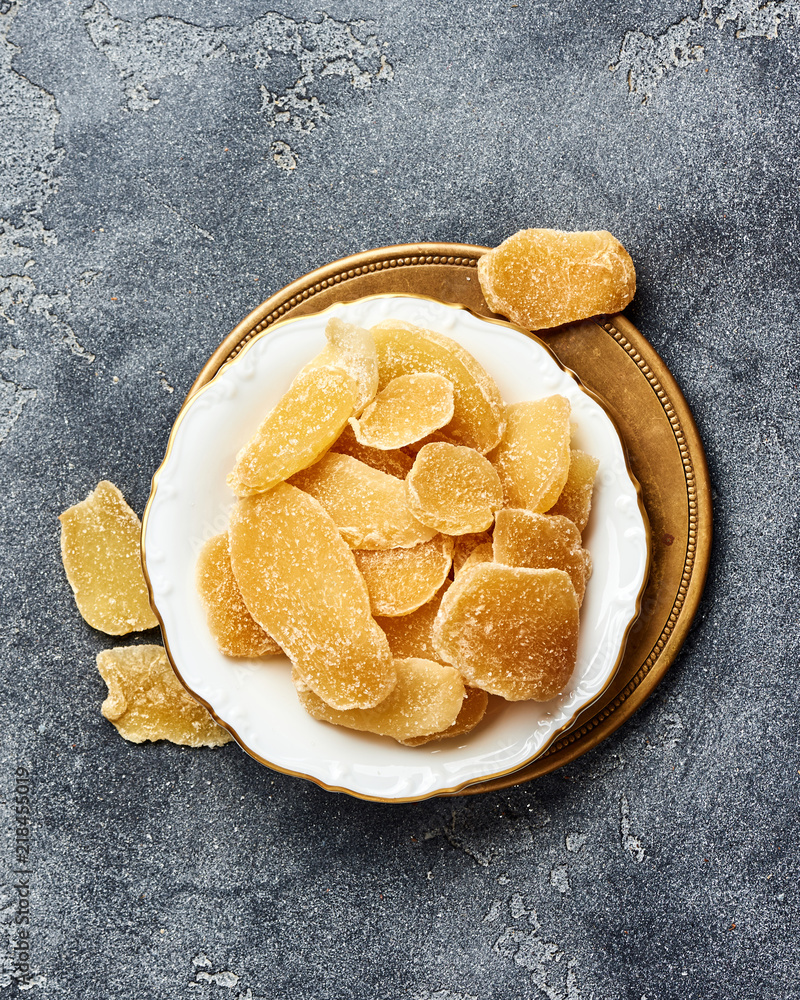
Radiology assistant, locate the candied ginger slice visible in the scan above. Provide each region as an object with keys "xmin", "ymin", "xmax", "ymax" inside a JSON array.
[
  {"xmin": 228, "ymin": 484, "xmax": 395, "ymax": 710},
  {"xmin": 456, "ymin": 541, "xmax": 494, "ymax": 576},
  {"xmin": 303, "ymin": 317, "xmax": 378, "ymax": 414},
  {"xmin": 371, "ymin": 319, "xmax": 505, "ymax": 454},
  {"xmin": 406, "ymin": 442, "xmax": 504, "ymax": 535},
  {"xmin": 195, "ymin": 533, "xmax": 281, "ymax": 657},
  {"xmin": 330, "ymin": 423, "xmax": 414, "ymax": 479},
  {"xmin": 376, "ymin": 581, "xmax": 450, "ymax": 662},
  {"xmin": 97, "ymin": 645, "xmax": 231, "ymax": 746},
  {"xmin": 493, "ymin": 509, "xmax": 591, "ymax": 605},
  {"xmin": 59, "ymin": 480, "xmax": 157, "ymax": 635},
  {"xmin": 290, "ymin": 452, "xmax": 435, "ymax": 550},
  {"xmin": 478, "ymin": 228, "xmax": 636, "ymax": 331},
  {"xmin": 489, "ymin": 396, "xmax": 571, "ymax": 512},
  {"xmin": 350, "ymin": 373, "xmax": 455, "ymax": 450},
  {"xmin": 433, "ymin": 563, "xmax": 579, "ymax": 701},
  {"xmin": 547, "ymin": 449, "xmax": 600, "ymax": 533},
  {"xmin": 400, "ymin": 685, "xmax": 489, "ymax": 746},
  {"xmin": 227, "ymin": 366, "xmax": 357, "ymax": 497},
  {"xmin": 451, "ymin": 531, "xmax": 493, "ymax": 573},
  {"xmin": 354, "ymin": 534, "xmax": 453, "ymax": 617},
  {"xmin": 294, "ymin": 657, "xmax": 465, "ymax": 743}
]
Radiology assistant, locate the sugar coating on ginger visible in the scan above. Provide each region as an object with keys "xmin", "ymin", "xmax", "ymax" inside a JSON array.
[
  {"xmin": 350, "ymin": 372, "xmax": 454, "ymax": 450},
  {"xmin": 330, "ymin": 422, "xmax": 414, "ymax": 479},
  {"xmin": 293, "ymin": 657, "xmax": 465, "ymax": 743},
  {"xmin": 406, "ymin": 443, "xmax": 504, "ymax": 535},
  {"xmin": 489, "ymin": 396, "xmax": 571, "ymax": 512},
  {"xmin": 290, "ymin": 452, "xmax": 436, "ymax": 550},
  {"xmin": 98, "ymin": 645, "xmax": 231, "ymax": 746},
  {"xmin": 228, "ymin": 366, "xmax": 357, "ymax": 497},
  {"xmin": 354, "ymin": 534, "xmax": 453, "ymax": 617},
  {"xmin": 478, "ymin": 228, "xmax": 636, "ymax": 331},
  {"xmin": 59, "ymin": 480, "xmax": 157, "ymax": 635},
  {"xmin": 493, "ymin": 509, "xmax": 592, "ymax": 605},
  {"xmin": 547, "ymin": 449, "xmax": 600, "ymax": 532},
  {"xmin": 400, "ymin": 685, "xmax": 489, "ymax": 746},
  {"xmin": 375, "ymin": 581, "xmax": 450, "ymax": 662},
  {"xmin": 456, "ymin": 541, "xmax": 494, "ymax": 576},
  {"xmin": 451, "ymin": 531, "xmax": 493, "ymax": 573},
  {"xmin": 303, "ymin": 317, "xmax": 378, "ymax": 414},
  {"xmin": 195, "ymin": 533, "xmax": 282, "ymax": 657},
  {"xmin": 433, "ymin": 563, "xmax": 579, "ymax": 701},
  {"xmin": 371, "ymin": 319, "xmax": 505, "ymax": 454},
  {"xmin": 228, "ymin": 484, "xmax": 395, "ymax": 711}
]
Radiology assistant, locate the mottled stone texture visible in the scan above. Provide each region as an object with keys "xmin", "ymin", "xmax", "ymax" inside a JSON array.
[{"xmin": 1, "ymin": 0, "xmax": 798, "ymax": 997}]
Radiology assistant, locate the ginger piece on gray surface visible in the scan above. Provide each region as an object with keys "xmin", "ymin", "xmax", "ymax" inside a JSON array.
[
  {"xmin": 371, "ymin": 319, "xmax": 505, "ymax": 453},
  {"xmin": 375, "ymin": 581, "xmax": 450, "ymax": 662},
  {"xmin": 354, "ymin": 535, "xmax": 453, "ymax": 617},
  {"xmin": 546, "ymin": 449, "xmax": 600, "ymax": 533},
  {"xmin": 477, "ymin": 228, "xmax": 636, "ymax": 331},
  {"xmin": 350, "ymin": 373, "xmax": 455, "ymax": 450},
  {"xmin": 228, "ymin": 484, "xmax": 395, "ymax": 710},
  {"xmin": 97, "ymin": 645, "xmax": 231, "ymax": 747},
  {"xmin": 493, "ymin": 509, "xmax": 591, "ymax": 604},
  {"xmin": 227, "ymin": 366, "xmax": 357, "ymax": 497},
  {"xmin": 59, "ymin": 480, "xmax": 157, "ymax": 635},
  {"xmin": 451, "ymin": 531, "xmax": 493, "ymax": 573},
  {"xmin": 433, "ymin": 563, "xmax": 579, "ymax": 702},
  {"xmin": 195, "ymin": 533, "xmax": 282, "ymax": 657},
  {"xmin": 401, "ymin": 685, "xmax": 489, "ymax": 746},
  {"xmin": 290, "ymin": 452, "xmax": 435, "ymax": 550},
  {"xmin": 330, "ymin": 423, "xmax": 414, "ymax": 479},
  {"xmin": 303, "ymin": 317, "xmax": 378, "ymax": 414},
  {"xmin": 489, "ymin": 396, "xmax": 571, "ymax": 512},
  {"xmin": 406, "ymin": 443, "xmax": 504, "ymax": 535},
  {"xmin": 294, "ymin": 657, "xmax": 465, "ymax": 743}
]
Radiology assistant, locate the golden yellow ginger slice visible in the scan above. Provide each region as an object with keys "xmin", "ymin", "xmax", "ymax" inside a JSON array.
[
  {"xmin": 331, "ymin": 423, "xmax": 414, "ymax": 479},
  {"xmin": 401, "ymin": 686, "xmax": 489, "ymax": 746},
  {"xmin": 547, "ymin": 449, "xmax": 600, "ymax": 532},
  {"xmin": 406, "ymin": 443, "xmax": 504, "ymax": 535},
  {"xmin": 303, "ymin": 317, "xmax": 378, "ymax": 414},
  {"xmin": 195, "ymin": 533, "xmax": 282, "ymax": 657},
  {"xmin": 229, "ymin": 484, "xmax": 395, "ymax": 710},
  {"xmin": 489, "ymin": 396, "xmax": 571, "ymax": 512},
  {"xmin": 97, "ymin": 645, "xmax": 231, "ymax": 746},
  {"xmin": 433, "ymin": 563, "xmax": 579, "ymax": 701},
  {"xmin": 354, "ymin": 535, "xmax": 453, "ymax": 617},
  {"xmin": 294, "ymin": 657, "xmax": 465, "ymax": 743},
  {"xmin": 371, "ymin": 319, "xmax": 505, "ymax": 453},
  {"xmin": 376, "ymin": 581, "xmax": 450, "ymax": 662},
  {"xmin": 228, "ymin": 366, "xmax": 357, "ymax": 497},
  {"xmin": 451, "ymin": 531, "xmax": 493, "ymax": 573},
  {"xmin": 350, "ymin": 373, "xmax": 455, "ymax": 450},
  {"xmin": 290, "ymin": 452, "xmax": 436, "ymax": 550},
  {"xmin": 456, "ymin": 541, "xmax": 494, "ymax": 576},
  {"xmin": 477, "ymin": 228, "xmax": 636, "ymax": 331},
  {"xmin": 493, "ymin": 509, "xmax": 591, "ymax": 605},
  {"xmin": 59, "ymin": 480, "xmax": 157, "ymax": 635}
]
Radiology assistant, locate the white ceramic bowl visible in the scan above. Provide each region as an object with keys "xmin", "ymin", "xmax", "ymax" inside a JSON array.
[{"xmin": 143, "ymin": 295, "xmax": 649, "ymax": 801}]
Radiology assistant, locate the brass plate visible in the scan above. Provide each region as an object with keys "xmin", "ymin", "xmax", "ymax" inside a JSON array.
[{"xmin": 186, "ymin": 242, "xmax": 712, "ymax": 794}]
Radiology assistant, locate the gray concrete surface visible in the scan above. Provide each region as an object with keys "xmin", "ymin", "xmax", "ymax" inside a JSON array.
[{"xmin": 1, "ymin": 0, "xmax": 798, "ymax": 997}]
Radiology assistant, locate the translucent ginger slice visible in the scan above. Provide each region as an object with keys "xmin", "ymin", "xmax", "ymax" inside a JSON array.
[
  {"xmin": 59, "ymin": 480, "xmax": 157, "ymax": 635},
  {"xmin": 406, "ymin": 443, "xmax": 504, "ymax": 535},
  {"xmin": 489, "ymin": 396, "xmax": 571, "ymax": 512},
  {"xmin": 400, "ymin": 686, "xmax": 489, "ymax": 746},
  {"xmin": 451, "ymin": 531, "xmax": 493, "ymax": 573},
  {"xmin": 456, "ymin": 541, "xmax": 494, "ymax": 576},
  {"xmin": 228, "ymin": 484, "xmax": 395, "ymax": 710},
  {"xmin": 354, "ymin": 535, "xmax": 453, "ymax": 617},
  {"xmin": 376, "ymin": 581, "xmax": 450, "ymax": 662},
  {"xmin": 289, "ymin": 452, "xmax": 435, "ymax": 550},
  {"xmin": 371, "ymin": 318, "xmax": 505, "ymax": 454},
  {"xmin": 547, "ymin": 449, "xmax": 600, "ymax": 533},
  {"xmin": 294, "ymin": 657, "xmax": 465, "ymax": 743},
  {"xmin": 98, "ymin": 645, "xmax": 231, "ymax": 747},
  {"xmin": 350, "ymin": 373, "xmax": 455, "ymax": 450},
  {"xmin": 432, "ymin": 563, "xmax": 579, "ymax": 702},
  {"xmin": 195, "ymin": 533, "xmax": 282, "ymax": 657},
  {"xmin": 477, "ymin": 228, "xmax": 636, "ymax": 331},
  {"xmin": 493, "ymin": 509, "xmax": 591, "ymax": 605},
  {"xmin": 227, "ymin": 366, "xmax": 357, "ymax": 497},
  {"xmin": 330, "ymin": 423, "xmax": 414, "ymax": 479},
  {"xmin": 303, "ymin": 317, "xmax": 378, "ymax": 414}
]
